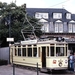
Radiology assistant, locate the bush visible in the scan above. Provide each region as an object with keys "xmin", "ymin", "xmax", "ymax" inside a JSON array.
[{"xmin": 0, "ymin": 60, "xmax": 8, "ymax": 66}]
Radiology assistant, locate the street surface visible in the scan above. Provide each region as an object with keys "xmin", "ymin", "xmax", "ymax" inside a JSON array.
[{"xmin": 0, "ymin": 65, "xmax": 75, "ymax": 75}]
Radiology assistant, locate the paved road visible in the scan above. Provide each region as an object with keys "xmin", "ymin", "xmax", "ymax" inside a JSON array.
[
  {"xmin": 0, "ymin": 65, "xmax": 48, "ymax": 75},
  {"xmin": 0, "ymin": 65, "xmax": 75, "ymax": 75}
]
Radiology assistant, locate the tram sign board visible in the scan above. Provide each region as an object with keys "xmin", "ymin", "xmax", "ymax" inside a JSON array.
[
  {"xmin": 7, "ymin": 38, "xmax": 14, "ymax": 42},
  {"xmin": 21, "ymin": 39, "xmax": 37, "ymax": 45}
]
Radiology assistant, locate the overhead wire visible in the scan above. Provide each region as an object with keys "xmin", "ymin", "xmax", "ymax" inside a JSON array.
[{"xmin": 50, "ymin": 0, "xmax": 71, "ymax": 7}]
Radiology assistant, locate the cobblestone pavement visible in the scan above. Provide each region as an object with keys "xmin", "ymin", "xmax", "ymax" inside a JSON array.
[{"xmin": 0, "ymin": 65, "xmax": 75, "ymax": 75}]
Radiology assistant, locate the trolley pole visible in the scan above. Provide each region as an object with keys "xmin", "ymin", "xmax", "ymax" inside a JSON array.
[{"xmin": 37, "ymin": 63, "xmax": 39, "ymax": 75}]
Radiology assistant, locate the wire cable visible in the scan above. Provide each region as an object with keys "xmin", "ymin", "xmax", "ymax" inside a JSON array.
[{"xmin": 50, "ymin": 0, "xmax": 71, "ymax": 7}]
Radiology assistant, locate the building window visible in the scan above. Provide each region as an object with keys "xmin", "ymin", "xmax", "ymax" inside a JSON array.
[
  {"xmin": 55, "ymin": 22, "xmax": 63, "ymax": 33},
  {"xmin": 41, "ymin": 22, "xmax": 49, "ymax": 33},
  {"xmin": 55, "ymin": 23, "xmax": 58, "ymax": 33},
  {"xmin": 68, "ymin": 23, "xmax": 75, "ymax": 33},
  {"xmin": 53, "ymin": 13, "xmax": 62, "ymax": 19},
  {"xmin": 68, "ymin": 24, "xmax": 72, "ymax": 33},
  {"xmin": 50, "ymin": 22, "xmax": 54, "ymax": 32},
  {"xmin": 35, "ymin": 12, "xmax": 48, "ymax": 19},
  {"xmin": 44, "ymin": 23, "xmax": 49, "ymax": 32},
  {"xmin": 73, "ymin": 24, "xmax": 75, "ymax": 33},
  {"xmin": 59, "ymin": 23, "xmax": 63, "ymax": 33},
  {"xmin": 66, "ymin": 13, "xmax": 71, "ymax": 19}
]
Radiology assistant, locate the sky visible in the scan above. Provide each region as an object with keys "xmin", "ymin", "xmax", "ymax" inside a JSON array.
[{"xmin": 0, "ymin": 0, "xmax": 75, "ymax": 14}]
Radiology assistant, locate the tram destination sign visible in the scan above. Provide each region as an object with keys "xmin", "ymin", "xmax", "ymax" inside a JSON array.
[{"xmin": 21, "ymin": 39, "xmax": 37, "ymax": 45}]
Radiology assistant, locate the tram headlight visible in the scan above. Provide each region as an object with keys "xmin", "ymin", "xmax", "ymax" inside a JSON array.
[
  {"xmin": 65, "ymin": 60, "xmax": 68, "ymax": 63},
  {"xmin": 53, "ymin": 60, "xmax": 56, "ymax": 64}
]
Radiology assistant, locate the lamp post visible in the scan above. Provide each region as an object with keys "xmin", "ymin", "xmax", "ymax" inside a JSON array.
[
  {"xmin": 6, "ymin": 13, "xmax": 11, "ymax": 45},
  {"xmin": 6, "ymin": 13, "xmax": 11, "ymax": 64},
  {"xmin": 6, "ymin": 14, "xmax": 14, "ymax": 64},
  {"xmin": 5, "ymin": 13, "xmax": 11, "ymax": 43}
]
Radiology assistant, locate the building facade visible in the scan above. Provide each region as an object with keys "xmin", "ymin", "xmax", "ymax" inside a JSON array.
[{"xmin": 26, "ymin": 8, "xmax": 75, "ymax": 53}]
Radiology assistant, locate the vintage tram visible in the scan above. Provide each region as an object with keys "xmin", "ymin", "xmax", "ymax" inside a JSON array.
[
  {"xmin": 10, "ymin": 13, "xmax": 68, "ymax": 71},
  {"xmin": 10, "ymin": 38, "xmax": 68, "ymax": 71}
]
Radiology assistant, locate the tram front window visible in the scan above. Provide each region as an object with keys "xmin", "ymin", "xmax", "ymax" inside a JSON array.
[
  {"xmin": 50, "ymin": 47, "xmax": 54, "ymax": 56},
  {"xmin": 56, "ymin": 47, "xmax": 64, "ymax": 56}
]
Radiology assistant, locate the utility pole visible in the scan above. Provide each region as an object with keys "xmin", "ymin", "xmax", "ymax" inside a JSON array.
[{"xmin": 8, "ymin": 14, "xmax": 11, "ymax": 46}]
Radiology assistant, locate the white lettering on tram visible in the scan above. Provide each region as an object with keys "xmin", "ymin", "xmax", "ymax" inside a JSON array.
[{"xmin": 21, "ymin": 39, "xmax": 37, "ymax": 45}]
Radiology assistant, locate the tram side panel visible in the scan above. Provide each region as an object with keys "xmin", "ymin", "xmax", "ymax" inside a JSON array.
[
  {"xmin": 38, "ymin": 42, "xmax": 68, "ymax": 70},
  {"xmin": 46, "ymin": 43, "xmax": 68, "ymax": 70},
  {"xmin": 10, "ymin": 47, "xmax": 13, "ymax": 63},
  {"xmin": 10, "ymin": 45, "xmax": 42, "ymax": 68},
  {"xmin": 13, "ymin": 56, "xmax": 42, "ymax": 68},
  {"xmin": 46, "ymin": 57, "xmax": 68, "ymax": 70}
]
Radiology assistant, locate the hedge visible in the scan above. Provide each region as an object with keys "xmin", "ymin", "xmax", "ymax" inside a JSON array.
[{"xmin": 0, "ymin": 60, "xmax": 8, "ymax": 66}]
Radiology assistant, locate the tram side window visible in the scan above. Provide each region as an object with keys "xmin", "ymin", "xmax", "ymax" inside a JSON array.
[
  {"xmin": 50, "ymin": 47, "xmax": 54, "ymax": 56},
  {"xmin": 15, "ymin": 48, "xmax": 17, "ymax": 56},
  {"xmin": 33, "ymin": 48, "xmax": 37, "ymax": 57},
  {"xmin": 47, "ymin": 46, "xmax": 49, "ymax": 56},
  {"xmin": 38, "ymin": 47, "xmax": 40, "ymax": 57},
  {"xmin": 56, "ymin": 47, "xmax": 64, "ymax": 56},
  {"xmin": 28, "ymin": 48, "xmax": 32, "ymax": 57},
  {"xmin": 18, "ymin": 48, "xmax": 21, "ymax": 56},
  {"xmin": 22, "ymin": 48, "xmax": 26, "ymax": 56},
  {"xmin": 66, "ymin": 47, "xmax": 67, "ymax": 56}
]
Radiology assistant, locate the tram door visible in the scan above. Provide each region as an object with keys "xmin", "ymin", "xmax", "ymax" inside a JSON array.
[{"xmin": 42, "ymin": 47, "xmax": 46, "ymax": 67}]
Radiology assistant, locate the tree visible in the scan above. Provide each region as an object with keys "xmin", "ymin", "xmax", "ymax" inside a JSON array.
[{"xmin": 0, "ymin": 2, "xmax": 42, "ymax": 47}]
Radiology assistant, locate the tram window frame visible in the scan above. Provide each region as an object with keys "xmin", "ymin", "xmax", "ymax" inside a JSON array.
[
  {"xmin": 56, "ymin": 47, "xmax": 64, "ymax": 56},
  {"xmin": 28, "ymin": 48, "xmax": 32, "ymax": 57},
  {"xmin": 66, "ymin": 47, "xmax": 67, "ymax": 56},
  {"xmin": 38, "ymin": 47, "xmax": 40, "ymax": 57},
  {"xmin": 22, "ymin": 48, "xmax": 26, "ymax": 56},
  {"xmin": 33, "ymin": 47, "xmax": 37, "ymax": 57},
  {"xmin": 47, "ymin": 46, "xmax": 49, "ymax": 57},
  {"xmin": 50, "ymin": 47, "xmax": 54, "ymax": 56},
  {"xmin": 18, "ymin": 48, "xmax": 21, "ymax": 56},
  {"xmin": 14, "ymin": 47, "xmax": 17, "ymax": 56}
]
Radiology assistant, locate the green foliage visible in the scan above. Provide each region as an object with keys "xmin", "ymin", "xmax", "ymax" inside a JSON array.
[
  {"xmin": 0, "ymin": 2, "xmax": 42, "ymax": 47},
  {"xmin": 0, "ymin": 59, "xmax": 8, "ymax": 65}
]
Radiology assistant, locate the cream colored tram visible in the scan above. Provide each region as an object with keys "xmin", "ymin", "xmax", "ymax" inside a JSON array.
[{"xmin": 10, "ymin": 39, "xmax": 68, "ymax": 70}]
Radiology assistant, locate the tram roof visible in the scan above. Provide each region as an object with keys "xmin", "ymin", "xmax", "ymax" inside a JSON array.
[{"xmin": 13, "ymin": 39, "xmax": 67, "ymax": 46}]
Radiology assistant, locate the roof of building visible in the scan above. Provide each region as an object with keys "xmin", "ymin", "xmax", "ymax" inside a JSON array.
[{"xmin": 26, "ymin": 8, "xmax": 75, "ymax": 23}]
